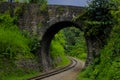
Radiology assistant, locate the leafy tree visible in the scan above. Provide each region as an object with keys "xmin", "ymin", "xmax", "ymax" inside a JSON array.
[
  {"xmin": 50, "ymin": 30, "xmax": 70, "ymax": 67},
  {"xmin": 77, "ymin": 0, "xmax": 115, "ymax": 65},
  {"xmin": 63, "ymin": 27, "xmax": 87, "ymax": 60},
  {"xmin": 77, "ymin": 0, "xmax": 120, "ymax": 80},
  {"xmin": 84, "ymin": 0, "xmax": 114, "ymax": 41}
]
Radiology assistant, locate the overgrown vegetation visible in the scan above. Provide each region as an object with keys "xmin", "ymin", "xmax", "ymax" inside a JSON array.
[
  {"xmin": 0, "ymin": 14, "xmax": 30, "ymax": 58},
  {"xmin": 64, "ymin": 27, "xmax": 87, "ymax": 61},
  {"xmin": 82, "ymin": 0, "xmax": 114, "ymax": 46},
  {"xmin": 50, "ymin": 27, "xmax": 87, "ymax": 68},
  {"xmin": 77, "ymin": 0, "xmax": 120, "ymax": 80},
  {"xmin": 2, "ymin": 0, "xmax": 120, "ymax": 80},
  {"xmin": 0, "ymin": 1, "xmax": 48, "ymax": 79},
  {"xmin": 0, "ymin": 13, "xmax": 41, "ymax": 80},
  {"xmin": 50, "ymin": 30, "xmax": 70, "ymax": 68},
  {"xmin": 77, "ymin": 12, "xmax": 120, "ymax": 80}
]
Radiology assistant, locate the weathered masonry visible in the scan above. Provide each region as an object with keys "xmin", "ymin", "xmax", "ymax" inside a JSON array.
[{"xmin": 0, "ymin": 3, "xmax": 101, "ymax": 71}]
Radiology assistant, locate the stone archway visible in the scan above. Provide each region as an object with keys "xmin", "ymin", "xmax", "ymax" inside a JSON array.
[{"xmin": 40, "ymin": 21, "xmax": 84, "ymax": 71}]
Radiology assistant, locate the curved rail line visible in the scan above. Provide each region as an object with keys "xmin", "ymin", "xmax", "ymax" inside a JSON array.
[{"xmin": 28, "ymin": 58, "xmax": 77, "ymax": 80}]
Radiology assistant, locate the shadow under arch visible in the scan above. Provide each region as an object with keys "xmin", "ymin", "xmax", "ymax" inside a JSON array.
[{"xmin": 40, "ymin": 21, "xmax": 83, "ymax": 71}]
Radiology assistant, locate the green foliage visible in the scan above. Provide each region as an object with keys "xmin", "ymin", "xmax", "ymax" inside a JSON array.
[
  {"xmin": 18, "ymin": 0, "xmax": 29, "ymax": 3},
  {"xmin": 0, "ymin": 13, "xmax": 41, "ymax": 80},
  {"xmin": 2, "ymin": 72, "xmax": 40, "ymax": 80},
  {"xmin": 50, "ymin": 27, "xmax": 86, "ymax": 67},
  {"xmin": 56, "ymin": 6, "xmax": 65, "ymax": 12},
  {"xmin": 37, "ymin": 22, "xmax": 43, "ymax": 27},
  {"xmin": 29, "ymin": 0, "xmax": 48, "ymax": 11},
  {"xmin": 0, "ymin": 28, "xmax": 30, "ymax": 58},
  {"xmin": 50, "ymin": 30, "xmax": 70, "ymax": 67},
  {"xmin": 92, "ymin": 6, "xmax": 120, "ymax": 79},
  {"xmin": 0, "ymin": 57, "xmax": 41, "ymax": 80},
  {"xmin": 77, "ymin": 0, "xmax": 120, "ymax": 80},
  {"xmin": 40, "ymin": 3, "xmax": 47, "ymax": 11},
  {"xmin": 28, "ymin": 35, "xmax": 41, "ymax": 54},
  {"xmin": 14, "ymin": 6, "xmax": 23, "ymax": 17},
  {"xmin": 79, "ymin": 0, "xmax": 114, "ymax": 38},
  {"xmin": 77, "ymin": 66, "xmax": 93, "ymax": 80},
  {"xmin": 0, "ymin": 0, "xmax": 6, "ymax": 2},
  {"xmin": 64, "ymin": 27, "xmax": 87, "ymax": 61},
  {"xmin": 22, "ymin": 30, "xmax": 41, "ymax": 55},
  {"xmin": 87, "ymin": 22, "xmax": 120, "ymax": 80},
  {"xmin": 0, "ymin": 14, "xmax": 30, "ymax": 59},
  {"xmin": 0, "ymin": 14, "xmax": 15, "ymax": 27}
]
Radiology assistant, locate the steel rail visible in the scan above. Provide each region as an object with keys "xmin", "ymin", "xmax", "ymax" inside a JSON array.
[{"xmin": 28, "ymin": 58, "xmax": 77, "ymax": 80}]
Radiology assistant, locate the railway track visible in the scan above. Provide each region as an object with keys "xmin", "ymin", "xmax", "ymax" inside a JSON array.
[{"xmin": 28, "ymin": 58, "xmax": 77, "ymax": 80}]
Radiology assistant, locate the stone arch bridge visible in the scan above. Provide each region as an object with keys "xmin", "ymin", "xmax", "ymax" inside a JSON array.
[{"xmin": 0, "ymin": 3, "xmax": 101, "ymax": 71}]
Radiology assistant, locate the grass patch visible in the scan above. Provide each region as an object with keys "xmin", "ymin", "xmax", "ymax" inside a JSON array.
[
  {"xmin": 2, "ymin": 71, "xmax": 41, "ymax": 80},
  {"xmin": 0, "ymin": 55, "xmax": 41, "ymax": 80},
  {"xmin": 76, "ymin": 66, "xmax": 93, "ymax": 80}
]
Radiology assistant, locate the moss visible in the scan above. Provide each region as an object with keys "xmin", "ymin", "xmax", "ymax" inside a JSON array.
[
  {"xmin": 56, "ymin": 6, "xmax": 65, "ymax": 11},
  {"xmin": 37, "ymin": 22, "xmax": 43, "ymax": 27}
]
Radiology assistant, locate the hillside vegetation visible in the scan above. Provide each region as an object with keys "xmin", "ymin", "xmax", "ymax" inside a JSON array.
[
  {"xmin": 0, "ymin": 13, "xmax": 41, "ymax": 80},
  {"xmin": 63, "ymin": 27, "xmax": 86, "ymax": 61},
  {"xmin": 0, "ymin": 0, "xmax": 49, "ymax": 79},
  {"xmin": 0, "ymin": 3, "xmax": 86, "ymax": 80},
  {"xmin": 50, "ymin": 27, "xmax": 87, "ymax": 67},
  {"xmin": 77, "ymin": 0, "xmax": 120, "ymax": 80},
  {"xmin": 1, "ymin": 0, "xmax": 120, "ymax": 80},
  {"xmin": 50, "ymin": 30, "xmax": 70, "ymax": 68}
]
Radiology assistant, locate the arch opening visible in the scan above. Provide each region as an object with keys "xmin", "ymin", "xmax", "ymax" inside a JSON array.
[{"xmin": 40, "ymin": 21, "xmax": 86, "ymax": 71}]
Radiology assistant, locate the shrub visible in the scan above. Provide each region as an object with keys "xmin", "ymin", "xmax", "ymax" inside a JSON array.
[
  {"xmin": 50, "ymin": 30, "xmax": 70, "ymax": 67},
  {"xmin": 0, "ymin": 13, "xmax": 41, "ymax": 80},
  {"xmin": 0, "ymin": 27, "xmax": 30, "ymax": 58},
  {"xmin": 0, "ymin": 14, "xmax": 30, "ymax": 59}
]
